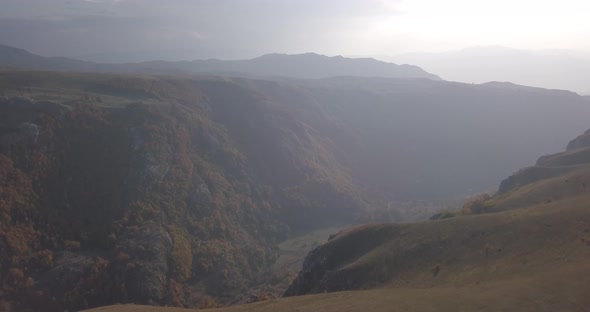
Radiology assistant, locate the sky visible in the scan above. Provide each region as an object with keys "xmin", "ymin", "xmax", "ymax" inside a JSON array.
[{"xmin": 1, "ymin": 0, "xmax": 590, "ymax": 62}]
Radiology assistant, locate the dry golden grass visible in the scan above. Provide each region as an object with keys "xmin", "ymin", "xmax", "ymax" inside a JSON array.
[
  {"xmin": 86, "ymin": 260, "xmax": 590, "ymax": 312},
  {"xmin": 490, "ymin": 165, "xmax": 590, "ymax": 211}
]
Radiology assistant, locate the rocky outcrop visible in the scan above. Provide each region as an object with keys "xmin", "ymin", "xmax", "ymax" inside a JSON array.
[
  {"xmin": 0, "ymin": 122, "xmax": 39, "ymax": 152},
  {"xmin": 117, "ymin": 222, "xmax": 173, "ymax": 304},
  {"xmin": 498, "ymin": 143, "xmax": 590, "ymax": 194},
  {"xmin": 566, "ymin": 129, "xmax": 590, "ymax": 151},
  {"xmin": 0, "ymin": 97, "xmax": 69, "ymax": 153},
  {"xmin": 498, "ymin": 165, "xmax": 582, "ymax": 194}
]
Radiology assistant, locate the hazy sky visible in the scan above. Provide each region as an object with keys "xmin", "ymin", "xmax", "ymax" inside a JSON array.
[{"xmin": 1, "ymin": 0, "xmax": 590, "ymax": 62}]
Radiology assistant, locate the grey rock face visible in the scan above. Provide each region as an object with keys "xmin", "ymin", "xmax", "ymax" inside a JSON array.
[{"xmin": 117, "ymin": 221, "xmax": 173, "ymax": 304}]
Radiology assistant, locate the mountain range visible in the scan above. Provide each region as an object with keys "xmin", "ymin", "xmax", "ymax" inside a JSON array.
[{"xmin": 0, "ymin": 44, "xmax": 440, "ymax": 80}]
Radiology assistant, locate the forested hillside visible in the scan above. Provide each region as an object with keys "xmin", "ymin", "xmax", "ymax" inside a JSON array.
[{"xmin": 0, "ymin": 72, "xmax": 370, "ymax": 311}]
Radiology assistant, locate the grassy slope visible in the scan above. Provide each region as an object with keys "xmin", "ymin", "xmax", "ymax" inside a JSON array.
[
  {"xmin": 87, "ymin": 260, "xmax": 590, "ymax": 312},
  {"xmin": 491, "ymin": 165, "xmax": 590, "ymax": 211},
  {"xmin": 492, "ymin": 145, "xmax": 590, "ymax": 212},
  {"xmin": 85, "ymin": 191, "xmax": 590, "ymax": 311}
]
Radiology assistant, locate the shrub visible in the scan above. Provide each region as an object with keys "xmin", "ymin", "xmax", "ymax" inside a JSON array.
[
  {"xmin": 197, "ymin": 296, "xmax": 218, "ymax": 309},
  {"xmin": 7, "ymin": 268, "xmax": 24, "ymax": 286},
  {"xmin": 168, "ymin": 226, "xmax": 193, "ymax": 282},
  {"xmin": 461, "ymin": 194, "xmax": 493, "ymax": 215},
  {"xmin": 429, "ymin": 210, "xmax": 457, "ymax": 220},
  {"xmin": 115, "ymin": 252, "xmax": 130, "ymax": 263},
  {"xmin": 64, "ymin": 240, "xmax": 81, "ymax": 251},
  {"xmin": 35, "ymin": 250, "xmax": 54, "ymax": 268}
]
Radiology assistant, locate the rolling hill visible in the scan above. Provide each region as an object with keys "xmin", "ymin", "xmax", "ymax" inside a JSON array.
[
  {"xmin": 391, "ymin": 46, "xmax": 590, "ymax": 95},
  {"xmin": 0, "ymin": 44, "xmax": 103, "ymax": 72}
]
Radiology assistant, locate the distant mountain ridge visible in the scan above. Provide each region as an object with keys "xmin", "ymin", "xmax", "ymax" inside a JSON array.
[
  {"xmin": 390, "ymin": 46, "xmax": 590, "ymax": 94},
  {"xmin": 0, "ymin": 44, "xmax": 440, "ymax": 80},
  {"xmin": 0, "ymin": 44, "xmax": 102, "ymax": 71}
]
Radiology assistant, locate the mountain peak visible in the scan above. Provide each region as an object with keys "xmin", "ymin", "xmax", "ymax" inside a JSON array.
[
  {"xmin": 0, "ymin": 44, "xmax": 35, "ymax": 58},
  {"xmin": 256, "ymin": 52, "xmax": 336, "ymax": 60},
  {"xmin": 242, "ymin": 52, "xmax": 439, "ymax": 79}
]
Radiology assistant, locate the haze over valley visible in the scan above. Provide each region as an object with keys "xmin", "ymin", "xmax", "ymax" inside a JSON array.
[{"xmin": 1, "ymin": 1, "xmax": 590, "ymax": 311}]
